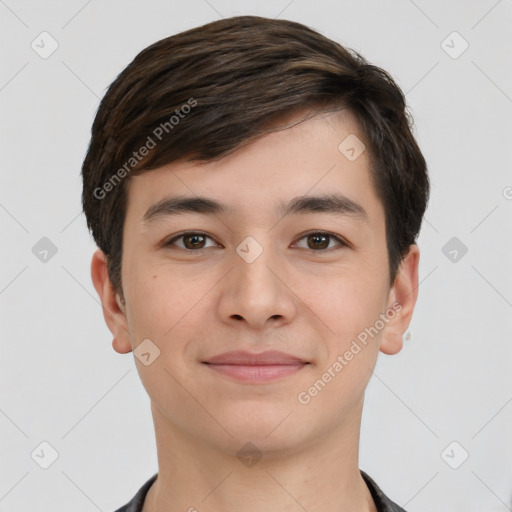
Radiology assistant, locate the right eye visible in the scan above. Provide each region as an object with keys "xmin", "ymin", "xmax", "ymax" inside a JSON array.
[{"xmin": 164, "ymin": 232, "xmax": 219, "ymax": 251}]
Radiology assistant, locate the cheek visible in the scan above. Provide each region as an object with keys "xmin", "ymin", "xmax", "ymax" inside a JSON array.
[
  {"xmin": 124, "ymin": 269, "xmax": 205, "ymax": 404},
  {"xmin": 300, "ymin": 275, "xmax": 385, "ymax": 406},
  {"xmin": 126, "ymin": 263, "xmax": 218, "ymax": 359},
  {"xmin": 298, "ymin": 269, "xmax": 388, "ymax": 393},
  {"xmin": 305, "ymin": 267, "xmax": 388, "ymax": 336},
  {"xmin": 124, "ymin": 260, "xmax": 181, "ymax": 342}
]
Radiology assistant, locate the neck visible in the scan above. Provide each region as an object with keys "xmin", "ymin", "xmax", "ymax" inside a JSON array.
[{"xmin": 143, "ymin": 399, "xmax": 377, "ymax": 512}]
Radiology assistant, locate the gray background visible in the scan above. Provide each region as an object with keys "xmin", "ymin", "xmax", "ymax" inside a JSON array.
[{"xmin": 1, "ymin": 0, "xmax": 511, "ymax": 510}]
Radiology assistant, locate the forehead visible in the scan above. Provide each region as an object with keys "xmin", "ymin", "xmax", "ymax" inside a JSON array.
[{"xmin": 123, "ymin": 109, "xmax": 382, "ymax": 227}]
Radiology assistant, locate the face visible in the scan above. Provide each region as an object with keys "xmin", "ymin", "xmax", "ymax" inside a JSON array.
[{"xmin": 92, "ymin": 109, "xmax": 419, "ymax": 457}]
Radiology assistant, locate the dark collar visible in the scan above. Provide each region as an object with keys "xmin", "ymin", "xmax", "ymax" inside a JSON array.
[
  {"xmin": 360, "ymin": 470, "xmax": 407, "ymax": 512},
  {"xmin": 115, "ymin": 470, "xmax": 407, "ymax": 512}
]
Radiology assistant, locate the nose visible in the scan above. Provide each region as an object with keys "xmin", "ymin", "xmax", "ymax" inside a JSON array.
[{"xmin": 216, "ymin": 240, "xmax": 297, "ymax": 330}]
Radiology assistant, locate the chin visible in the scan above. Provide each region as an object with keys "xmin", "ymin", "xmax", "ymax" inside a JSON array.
[{"xmin": 214, "ymin": 408, "xmax": 312, "ymax": 451}]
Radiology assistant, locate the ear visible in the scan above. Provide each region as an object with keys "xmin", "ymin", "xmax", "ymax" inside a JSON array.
[
  {"xmin": 379, "ymin": 244, "xmax": 420, "ymax": 355},
  {"xmin": 90, "ymin": 249, "xmax": 132, "ymax": 354}
]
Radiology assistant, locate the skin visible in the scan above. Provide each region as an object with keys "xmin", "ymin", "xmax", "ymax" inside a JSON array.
[{"xmin": 91, "ymin": 109, "xmax": 419, "ymax": 512}]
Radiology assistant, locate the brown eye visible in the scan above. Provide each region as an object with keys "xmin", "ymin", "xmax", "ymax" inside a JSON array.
[
  {"xmin": 295, "ymin": 232, "xmax": 347, "ymax": 251},
  {"xmin": 165, "ymin": 232, "xmax": 216, "ymax": 250},
  {"xmin": 183, "ymin": 233, "xmax": 207, "ymax": 249},
  {"xmin": 307, "ymin": 233, "xmax": 329, "ymax": 250}
]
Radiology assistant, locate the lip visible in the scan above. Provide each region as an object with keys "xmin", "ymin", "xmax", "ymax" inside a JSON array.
[
  {"xmin": 203, "ymin": 350, "xmax": 309, "ymax": 365},
  {"xmin": 202, "ymin": 350, "xmax": 309, "ymax": 383}
]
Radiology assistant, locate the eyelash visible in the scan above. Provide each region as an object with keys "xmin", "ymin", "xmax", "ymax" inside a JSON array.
[{"xmin": 164, "ymin": 231, "xmax": 349, "ymax": 252}]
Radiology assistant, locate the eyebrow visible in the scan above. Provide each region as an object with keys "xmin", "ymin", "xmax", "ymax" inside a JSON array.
[{"xmin": 142, "ymin": 193, "xmax": 368, "ymax": 224}]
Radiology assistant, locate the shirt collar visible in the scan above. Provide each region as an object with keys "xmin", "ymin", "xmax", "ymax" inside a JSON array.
[{"xmin": 116, "ymin": 470, "xmax": 407, "ymax": 512}]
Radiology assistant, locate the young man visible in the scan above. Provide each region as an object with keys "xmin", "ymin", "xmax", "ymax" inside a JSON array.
[{"xmin": 83, "ymin": 15, "xmax": 429, "ymax": 512}]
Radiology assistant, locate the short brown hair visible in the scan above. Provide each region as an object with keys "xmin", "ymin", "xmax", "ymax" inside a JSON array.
[{"xmin": 81, "ymin": 15, "xmax": 429, "ymax": 298}]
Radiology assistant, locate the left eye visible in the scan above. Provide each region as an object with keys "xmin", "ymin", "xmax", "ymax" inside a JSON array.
[
  {"xmin": 165, "ymin": 231, "xmax": 346, "ymax": 251},
  {"xmin": 294, "ymin": 232, "xmax": 347, "ymax": 251}
]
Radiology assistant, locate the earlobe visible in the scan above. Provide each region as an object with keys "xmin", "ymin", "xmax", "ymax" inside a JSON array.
[
  {"xmin": 380, "ymin": 331, "xmax": 403, "ymax": 355},
  {"xmin": 90, "ymin": 249, "xmax": 133, "ymax": 354},
  {"xmin": 112, "ymin": 336, "xmax": 132, "ymax": 354},
  {"xmin": 379, "ymin": 244, "xmax": 420, "ymax": 356}
]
